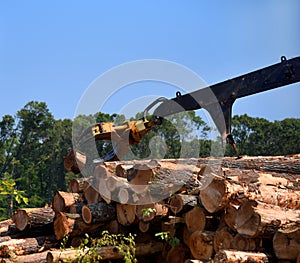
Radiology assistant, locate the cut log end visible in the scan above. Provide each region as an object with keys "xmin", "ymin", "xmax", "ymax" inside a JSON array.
[
  {"xmin": 12, "ymin": 210, "xmax": 28, "ymax": 231},
  {"xmin": 82, "ymin": 205, "xmax": 92, "ymax": 224}
]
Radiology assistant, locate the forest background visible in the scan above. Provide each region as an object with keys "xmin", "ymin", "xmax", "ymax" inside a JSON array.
[{"xmin": 0, "ymin": 100, "xmax": 299, "ymax": 220}]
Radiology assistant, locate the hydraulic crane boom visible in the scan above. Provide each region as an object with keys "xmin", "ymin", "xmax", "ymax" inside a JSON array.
[
  {"xmin": 64, "ymin": 56, "xmax": 300, "ymax": 174},
  {"xmin": 153, "ymin": 56, "xmax": 300, "ymax": 144}
]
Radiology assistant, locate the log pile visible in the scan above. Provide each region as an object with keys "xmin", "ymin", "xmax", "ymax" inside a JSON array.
[{"xmin": 0, "ymin": 154, "xmax": 300, "ymax": 262}]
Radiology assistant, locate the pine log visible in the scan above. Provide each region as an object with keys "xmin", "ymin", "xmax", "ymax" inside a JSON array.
[
  {"xmin": 213, "ymin": 226, "xmax": 234, "ymax": 253},
  {"xmin": 139, "ymin": 221, "xmax": 150, "ymax": 233},
  {"xmin": 169, "ymin": 194, "xmax": 198, "ymax": 214},
  {"xmin": 116, "ymin": 204, "xmax": 136, "ymax": 226},
  {"xmin": 127, "ymin": 163, "xmax": 154, "ymax": 186},
  {"xmin": 257, "ymin": 181, "xmax": 300, "ymax": 209},
  {"xmin": 226, "ymin": 169, "xmax": 300, "ymax": 209},
  {"xmin": 231, "ymin": 234, "xmax": 257, "ymax": 251},
  {"xmin": 53, "ymin": 212, "xmax": 104, "ymax": 240},
  {"xmin": 106, "ymin": 175, "xmax": 135, "ymax": 204},
  {"xmin": 0, "ymin": 236, "xmax": 54, "ymax": 257},
  {"xmin": 166, "ymin": 244, "xmax": 188, "ymax": 263},
  {"xmin": 234, "ymin": 201, "xmax": 300, "ymax": 237},
  {"xmin": 46, "ymin": 241, "xmax": 163, "ymax": 262},
  {"xmin": 214, "ymin": 250, "xmax": 269, "ymax": 263},
  {"xmin": 136, "ymin": 205, "xmax": 154, "ymax": 223},
  {"xmin": 81, "ymin": 202, "xmax": 116, "ymax": 224},
  {"xmin": 1, "ymin": 251, "xmax": 48, "ymax": 263},
  {"xmin": 69, "ymin": 177, "xmax": 91, "ymax": 193},
  {"xmin": 97, "ymin": 178, "xmax": 112, "ymax": 204},
  {"xmin": 12, "ymin": 207, "xmax": 55, "ymax": 231},
  {"xmin": 69, "ymin": 202, "xmax": 85, "ymax": 214},
  {"xmin": 273, "ymin": 229, "xmax": 300, "ymax": 261},
  {"xmin": 93, "ymin": 164, "xmax": 112, "ymax": 180},
  {"xmin": 0, "ymin": 219, "xmax": 14, "ymax": 235},
  {"xmin": 108, "ymin": 220, "xmax": 120, "ymax": 234},
  {"xmin": 116, "ymin": 164, "xmax": 134, "ymax": 177},
  {"xmin": 188, "ymin": 231, "xmax": 214, "ymax": 260},
  {"xmin": 224, "ymin": 204, "xmax": 238, "ymax": 230},
  {"xmin": 199, "ymin": 173, "xmax": 251, "ymax": 213},
  {"xmin": 52, "ymin": 191, "xmax": 82, "ymax": 212},
  {"xmin": 184, "ymin": 207, "xmax": 206, "ymax": 234},
  {"xmin": 83, "ymin": 184, "xmax": 101, "ymax": 204},
  {"xmin": 222, "ymin": 155, "xmax": 300, "ymax": 174},
  {"xmin": 185, "ymin": 260, "xmax": 211, "ymax": 263}
]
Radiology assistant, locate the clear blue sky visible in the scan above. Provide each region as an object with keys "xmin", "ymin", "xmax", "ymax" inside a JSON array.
[{"xmin": 0, "ymin": 0, "xmax": 299, "ymax": 121}]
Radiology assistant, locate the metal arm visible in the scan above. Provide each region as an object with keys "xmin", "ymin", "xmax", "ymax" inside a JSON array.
[{"xmin": 153, "ymin": 56, "xmax": 300, "ymax": 145}]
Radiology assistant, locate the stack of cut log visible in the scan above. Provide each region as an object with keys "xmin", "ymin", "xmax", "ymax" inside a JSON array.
[{"xmin": 0, "ymin": 155, "xmax": 300, "ymax": 263}]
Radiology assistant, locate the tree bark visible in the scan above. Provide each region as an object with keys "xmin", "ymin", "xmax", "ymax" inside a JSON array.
[
  {"xmin": 12, "ymin": 207, "xmax": 55, "ymax": 231},
  {"xmin": 81, "ymin": 202, "xmax": 115, "ymax": 224},
  {"xmin": 0, "ymin": 236, "xmax": 55, "ymax": 257},
  {"xmin": 169, "ymin": 194, "xmax": 198, "ymax": 214}
]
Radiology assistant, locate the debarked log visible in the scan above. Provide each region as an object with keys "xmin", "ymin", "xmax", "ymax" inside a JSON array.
[
  {"xmin": 214, "ymin": 250, "xmax": 269, "ymax": 263},
  {"xmin": 46, "ymin": 241, "xmax": 164, "ymax": 262}
]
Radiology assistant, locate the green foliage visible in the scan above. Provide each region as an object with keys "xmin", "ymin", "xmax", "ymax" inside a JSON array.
[
  {"xmin": 155, "ymin": 231, "xmax": 180, "ymax": 248},
  {"xmin": 0, "ymin": 173, "xmax": 28, "ymax": 218},
  {"xmin": 142, "ymin": 207, "xmax": 156, "ymax": 218},
  {"xmin": 61, "ymin": 231, "xmax": 137, "ymax": 263}
]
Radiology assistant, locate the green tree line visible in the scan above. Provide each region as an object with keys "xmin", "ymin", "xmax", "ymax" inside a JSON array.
[{"xmin": 0, "ymin": 101, "xmax": 299, "ymax": 219}]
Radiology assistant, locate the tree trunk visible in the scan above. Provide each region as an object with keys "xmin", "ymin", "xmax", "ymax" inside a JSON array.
[
  {"xmin": 214, "ymin": 250, "xmax": 269, "ymax": 263},
  {"xmin": 52, "ymin": 191, "xmax": 82, "ymax": 212},
  {"xmin": 12, "ymin": 207, "xmax": 55, "ymax": 231},
  {"xmin": 81, "ymin": 202, "xmax": 116, "ymax": 224}
]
